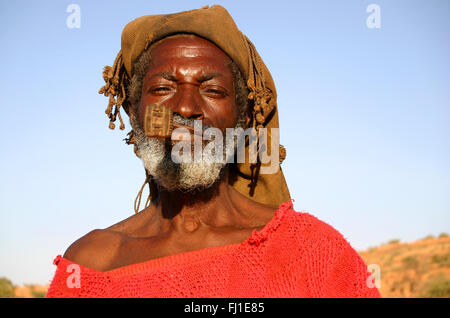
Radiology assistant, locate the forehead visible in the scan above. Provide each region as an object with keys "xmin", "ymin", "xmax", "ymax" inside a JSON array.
[{"xmin": 147, "ymin": 34, "xmax": 233, "ymax": 72}]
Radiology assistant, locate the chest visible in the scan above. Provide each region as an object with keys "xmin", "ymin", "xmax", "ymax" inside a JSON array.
[{"xmin": 106, "ymin": 226, "xmax": 259, "ymax": 271}]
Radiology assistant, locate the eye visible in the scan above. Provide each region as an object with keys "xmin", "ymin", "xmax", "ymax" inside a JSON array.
[
  {"xmin": 202, "ymin": 86, "xmax": 227, "ymax": 98},
  {"xmin": 150, "ymin": 86, "xmax": 173, "ymax": 95}
]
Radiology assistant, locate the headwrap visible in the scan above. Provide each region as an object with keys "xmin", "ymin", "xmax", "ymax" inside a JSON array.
[{"xmin": 99, "ymin": 5, "xmax": 291, "ymax": 209}]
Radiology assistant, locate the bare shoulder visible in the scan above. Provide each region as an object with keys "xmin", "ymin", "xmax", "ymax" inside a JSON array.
[
  {"xmin": 63, "ymin": 228, "xmax": 125, "ymax": 272},
  {"xmin": 62, "ymin": 208, "xmax": 155, "ymax": 271}
]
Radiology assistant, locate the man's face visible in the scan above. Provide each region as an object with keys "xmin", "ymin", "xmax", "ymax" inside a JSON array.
[
  {"xmin": 137, "ymin": 34, "xmax": 239, "ymax": 133},
  {"xmin": 132, "ymin": 34, "xmax": 242, "ymax": 192}
]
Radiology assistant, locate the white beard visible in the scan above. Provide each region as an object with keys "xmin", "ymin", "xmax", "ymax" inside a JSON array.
[{"xmin": 132, "ymin": 117, "xmax": 237, "ymax": 192}]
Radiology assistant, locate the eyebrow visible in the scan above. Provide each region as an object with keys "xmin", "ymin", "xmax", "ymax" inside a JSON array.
[
  {"xmin": 149, "ymin": 71, "xmax": 224, "ymax": 82},
  {"xmin": 198, "ymin": 72, "xmax": 224, "ymax": 82},
  {"xmin": 150, "ymin": 72, "xmax": 177, "ymax": 81}
]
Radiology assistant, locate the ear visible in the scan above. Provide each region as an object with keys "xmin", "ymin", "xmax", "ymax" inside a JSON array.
[
  {"xmin": 128, "ymin": 103, "xmax": 143, "ymax": 129},
  {"xmin": 128, "ymin": 95, "xmax": 136, "ymax": 107},
  {"xmin": 130, "ymin": 99, "xmax": 144, "ymax": 124}
]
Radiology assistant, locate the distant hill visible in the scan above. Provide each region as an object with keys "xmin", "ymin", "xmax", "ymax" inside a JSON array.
[
  {"xmin": 14, "ymin": 284, "xmax": 48, "ymax": 298},
  {"xmin": 358, "ymin": 234, "xmax": 450, "ymax": 298},
  {"xmin": 0, "ymin": 278, "xmax": 48, "ymax": 298}
]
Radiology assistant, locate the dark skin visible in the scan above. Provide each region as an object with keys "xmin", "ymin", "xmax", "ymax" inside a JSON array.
[{"xmin": 64, "ymin": 35, "xmax": 276, "ymax": 272}]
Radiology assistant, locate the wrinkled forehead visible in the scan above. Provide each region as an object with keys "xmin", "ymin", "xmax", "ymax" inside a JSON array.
[{"xmin": 146, "ymin": 34, "xmax": 233, "ymax": 68}]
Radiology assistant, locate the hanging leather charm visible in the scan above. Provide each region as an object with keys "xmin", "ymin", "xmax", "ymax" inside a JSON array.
[{"xmin": 144, "ymin": 104, "xmax": 174, "ymax": 138}]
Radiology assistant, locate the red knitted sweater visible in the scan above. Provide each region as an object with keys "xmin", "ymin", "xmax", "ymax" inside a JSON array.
[{"xmin": 46, "ymin": 200, "xmax": 380, "ymax": 298}]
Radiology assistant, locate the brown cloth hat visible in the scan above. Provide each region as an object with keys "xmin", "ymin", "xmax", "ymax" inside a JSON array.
[{"xmin": 99, "ymin": 5, "xmax": 291, "ymax": 209}]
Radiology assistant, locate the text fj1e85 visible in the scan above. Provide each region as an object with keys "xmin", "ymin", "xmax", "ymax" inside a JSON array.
[{"xmin": 229, "ymin": 302, "xmax": 264, "ymax": 314}]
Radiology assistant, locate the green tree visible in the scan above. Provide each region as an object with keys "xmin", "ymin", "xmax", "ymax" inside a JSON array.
[
  {"xmin": 421, "ymin": 278, "xmax": 450, "ymax": 298},
  {"xmin": 0, "ymin": 277, "xmax": 15, "ymax": 298}
]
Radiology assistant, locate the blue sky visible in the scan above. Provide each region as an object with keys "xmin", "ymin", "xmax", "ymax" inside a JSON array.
[{"xmin": 0, "ymin": 0, "xmax": 449, "ymax": 286}]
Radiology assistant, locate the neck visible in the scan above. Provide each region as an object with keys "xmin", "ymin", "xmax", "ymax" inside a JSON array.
[{"xmin": 150, "ymin": 166, "xmax": 240, "ymax": 233}]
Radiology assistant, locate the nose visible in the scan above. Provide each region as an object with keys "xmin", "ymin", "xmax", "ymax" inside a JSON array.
[{"xmin": 170, "ymin": 84, "xmax": 204, "ymax": 120}]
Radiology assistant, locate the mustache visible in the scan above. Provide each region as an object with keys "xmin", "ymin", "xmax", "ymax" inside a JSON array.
[{"xmin": 172, "ymin": 114, "xmax": 215, "ymax": 132}]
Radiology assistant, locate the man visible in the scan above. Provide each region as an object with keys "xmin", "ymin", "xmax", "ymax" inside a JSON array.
[{"xmin": 46, "ymin": 5, "xmax": 380, "ymax": 298}]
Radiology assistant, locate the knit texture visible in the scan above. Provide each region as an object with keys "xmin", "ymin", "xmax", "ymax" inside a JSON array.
[{"xmin": 46, "ymin": 200, "xmax": 381, "ymax": 298}]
